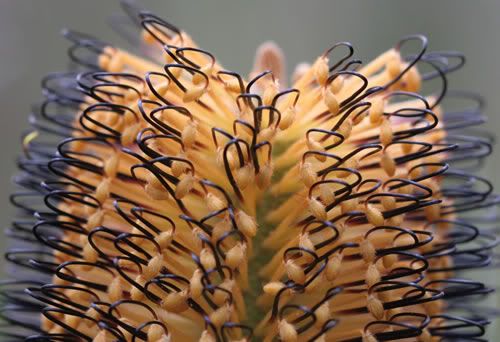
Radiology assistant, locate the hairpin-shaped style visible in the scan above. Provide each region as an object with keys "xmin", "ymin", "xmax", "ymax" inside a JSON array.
[{"xmin": 2, "ymin": 2, "xmax": 498, "ymax": 341}]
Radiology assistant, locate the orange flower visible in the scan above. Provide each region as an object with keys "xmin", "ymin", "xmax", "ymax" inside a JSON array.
[{"xmin": 2, "ymin": 3, "xmax": 497, "ymax": 342}]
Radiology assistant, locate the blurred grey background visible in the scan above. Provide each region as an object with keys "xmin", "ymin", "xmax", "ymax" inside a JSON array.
[{"xmin": 0, "ymin": 0, "xmax": 499, "ymax": 338}]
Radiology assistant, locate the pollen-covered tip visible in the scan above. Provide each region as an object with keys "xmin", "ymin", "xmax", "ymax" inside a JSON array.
[
  {"xmin": 148, "ymin": 325, "xmax": 169, "ymax": 342},
  {"xmin": 300, "ymin": 162, "xmax": 317, "ymax": 187},
  {"xmin": 380, "ymin": 151, "xmax": 396, "ymax": 176},
  {"xmin": 94, "ymin": 178, "xmax": 110, "ymax": 203},
  {"xmin": 285, "ymin": 259, "xmax": 306, "ymax": 284},
  {"xmin": 418, "ymin": 329, "xmax": 433, "ymax": 342},
  {"xmin": 369, "ymin": 97, "xmax": 385, "ymax": 124},
  {"xmin": 380, "ymin": 117, "xmax": 393, "ymax": 146},
  {"xmin": 299, "ymin": 232, "xmax": 315, "ymax": 251},
  {"xmin": 161, "ymin": 290, "xmax": 189, "ymax": 313},
  {"xmin": 224, "ymin": 77, "xmax": 242, "ymax": 93},
  {"xmin": 314, "ymin": 57, "xmax": 329, "ymax": 86},
  {"xmin": 171, "ymin": 158, "xmax": 188, "ymax": 177},
  {"xmin": 235, "ymin": 163, "xmax": 254, "ymax": 190},
  {"xmin": 145, "ymin": 183, "xmax": 169, "ymax": 200},
  {"xmin": 330, "ymin": 75, "xmax": 344, "ymax": 94},
  {"xmin": 93, "ymin": 330, "xmax": 108, "ymax": 342},
  {"xmin": 175, "ymin": 173, "xmax": 195, "ymax": 199},
  {"xmin": 205, "ymin": 192, "xmax": 226, "ymax": 212},
  {"xmin": 366, "ymin": 263, "xmax": 381, "ymax": 288},
  {"xmin": 108, "ymin": 277, "xmax": 123, "ymax": 303},
  {"xmin": 104, "ymin": 153, "xmax": 120, "ymax": 177},
  {"xmin": 324, "ymin": 88, "xmax": 340, "ymax": 115},
  {"xmin": 381, "ymin": 195, "xmax": 396, "ymax": 211},
  {"xmin": 315, "ymin": 302, "xmax": 331, "ymax": 325},
  {"xmin": 225, "ymin": 242, "xmax": 246, "ymax": 269},
  {"xmin": 319, "ymin": 183, "xmax": 335, "ymax": 204},
  {"xmin": 82, "ymin": 243, "xmax": 98, "ymax": 265},
  {"xmin": 307, "ymin": 137, "xmax": 326, "ymax": 158},
  {"xmin": 143, "ymin": 254, "xmax": 163, "ymax": 280},
  {"xmin": 216, "ymin": 146, "xmax": 238, "ymax": 170},
  {"xmin": 235, "ymin": 210, "xmax": 257, "ymax": 237},
  {"xmin": 360, "ymin": 239, "xmax": 377, "ymax": 263},
  {"xmin": 337, "ymin": 118, "xmax": 353, "ymax": 139},
  {"xmin": 325, "ymin": 253, "xmax": 343, "ymax": 281},
  {"xmin": 121, "ymin": 122, "xmax": 140, "ymax": 146},
  {"xmin": 200, "ymin": 247, "xmax": 217, "ymax": 270},
  {"xmin": 189, "ymin": 269, "xmax": 204, "ymax": 299},
  {"xmin": 279, "ymin": 106, "xmax": 296, "ymax": 130},
  {"xmin": 278, "ymin": 319, "xmax": 298, "ymax": 342},
  {"xmin": 361, "ymin": 331, "xmax": 378, "ymax": 342},
  {"xmin": 156, "ymin": 230, "xmax": 174, "ymax": 250},
  {"xmin": 308, "ymin": 196, "xmax": 327, "ymax": 221},
  {"xmin": 366, "ymin": 204, "xmax": 385, "ymax": 226},
  {"xmin": 341, "ymin": 196, "xmax": 358, "ymax": 213},
  {"xmin": 263, "ymin": 281, "xmax": 286, "ymax": 295},
  {"xmin": 199, "ymin": 330, "xmax": 216, "ymax": 342},
  {"xmin": 183, "ymin": 84, "xmax": 206, "ymax": 103},
  {"xmin": 262, "ymin": 82, "xmax": 279, "ymax": 106},
  {"xmin": 213, "ymin": 279, "xmax": 234, "ymax": 306},
  {"xmin": 256, "ymin": 163, "xmax": 273, "ymax": 189},
  {"xmin": 181, "ymin": 120, "xmax": 198, "ymax": 148},
  {"xmin": 386, "ymin": 50, "xmax": 403, "ymax": 78},
  {"xmin": 192, "ymin": 67, "xmax": 209, "ymax": 85},
  {"xmin": 258, "ymin": 126, "xmax": 276, "ymax": 142},
  {"xmin": 209, "ymin": 304, "xmax": 232, "ymax": 327},
  {"xmin": 367, "ymin": 294, "xmax": 385, "ymax": 320}
]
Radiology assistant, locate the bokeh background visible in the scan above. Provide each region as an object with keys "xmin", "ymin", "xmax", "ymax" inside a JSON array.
[{"xmin": 1, "ymin": 0, "xmax": 499, "ymax": 338}]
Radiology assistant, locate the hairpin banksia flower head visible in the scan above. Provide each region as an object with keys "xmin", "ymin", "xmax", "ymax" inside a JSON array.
[{"xmin": 2, "ymin": 2, "xmax": 499, "ymax": 341}]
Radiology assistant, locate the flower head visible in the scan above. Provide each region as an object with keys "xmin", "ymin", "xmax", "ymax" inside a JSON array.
[{"xmin": 2, "ymin": 2, "xmax": 498, "ymax": 341}]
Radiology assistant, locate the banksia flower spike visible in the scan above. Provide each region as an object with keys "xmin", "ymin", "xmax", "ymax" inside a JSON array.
[{"xmin": 2, "ymin": 2, "xmax": 498, "ymax": 341}]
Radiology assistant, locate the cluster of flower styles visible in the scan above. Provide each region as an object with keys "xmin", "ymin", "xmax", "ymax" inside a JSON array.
[{"xmin": 2, "ymin": 2, "xmax": 498, "ymax": 342}]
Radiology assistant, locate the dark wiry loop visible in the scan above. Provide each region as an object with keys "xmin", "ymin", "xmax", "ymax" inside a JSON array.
[
  {"xmin": 62, "ymin": 29, "xmax": 109, "ymax": 70},
  {"xmin": 139, "ymin": 11, "xmax": 182, "ymax": 46}
]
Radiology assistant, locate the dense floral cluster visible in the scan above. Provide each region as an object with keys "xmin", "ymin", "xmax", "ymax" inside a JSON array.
[{"xmin": 2, "ymin": 3, "xmax": 497, "ymax": 341}]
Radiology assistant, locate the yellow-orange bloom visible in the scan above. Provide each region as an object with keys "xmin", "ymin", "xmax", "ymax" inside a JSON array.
[{"xmin": 2, "ymin": 4, "xmax": 497, "ymax": 342}]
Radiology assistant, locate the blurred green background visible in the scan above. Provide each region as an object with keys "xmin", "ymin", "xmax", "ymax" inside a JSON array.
[{"xmin": 0, "ymin": 0, "xmax": 499, "ymax": 339}]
